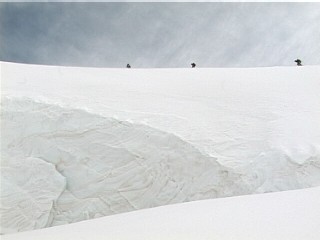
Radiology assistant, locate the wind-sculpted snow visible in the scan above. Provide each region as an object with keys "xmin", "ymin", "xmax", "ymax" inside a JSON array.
[
  {"xmin": 1, "ymin": 97, "xmax": 246, "ymax": 233},
  {"xmin": 1, "ymin": 155, "xmax": 66, "ymax": 233},
  {"xmin": 2, "ymin": 97, "xmax": 320, "ymax": 234},
  {"xmin": 1, "ymin": 62, "xmax": 320, "ymax": 234},
  {"xmin": 3, "ymin": 187, "xmax": 320, "ymax": 240}
]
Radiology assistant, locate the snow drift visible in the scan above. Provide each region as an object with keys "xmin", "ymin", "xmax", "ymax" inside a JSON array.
[
  {"xmin": 1, "ymin": 62, "xmax": 320, "ymax": 234},
  {"xmin": 2, "ymin": 187, "xmax": 320, "ymax": 240},
  {"xmin": 1, "ymin": 97, "xmax": 244, "ymax": 233}
]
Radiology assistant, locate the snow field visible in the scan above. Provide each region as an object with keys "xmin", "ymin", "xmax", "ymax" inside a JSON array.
[
  {"xmin": 1, "ymin": 62, "xmax": 320, "ymax": 234},
  {"xmin": 2, "ymin": 186, "xmax": 320, "ymax": 240}
]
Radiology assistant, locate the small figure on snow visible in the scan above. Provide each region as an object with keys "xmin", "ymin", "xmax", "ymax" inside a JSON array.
[
  {"xmin": 191, "ymin": 63, "xmax": 196, "ymax": 68},
  {"xmin": 126, "ymin": 64, "xmax": 131, "ymax": 68},
  {"xmin": 294, "ymin": 59, "xmax": 302, "ymax": 66}
]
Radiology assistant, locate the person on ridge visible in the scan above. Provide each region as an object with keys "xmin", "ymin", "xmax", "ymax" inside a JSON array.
[
  {"xmin": 294, "ymin": 59, "xmax": 302, "ymax": 66},
  {"xmin": 126, "ymin": 64, "xmax": 131, "ymax": 68},
  {"xmin": 191, "ymin": 63, "xmax": 196, "ymax": 68}
]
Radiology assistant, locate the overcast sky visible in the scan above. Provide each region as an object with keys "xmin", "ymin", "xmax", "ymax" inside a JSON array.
[{"xmin": 1, "ymin": 2, "xmax": 320, "ymax": 68}]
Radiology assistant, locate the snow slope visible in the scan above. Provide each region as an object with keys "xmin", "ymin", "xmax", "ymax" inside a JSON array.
[
  {"xmin": 3, "ymin": 186, "xmax": 320, "ymax": 240},
  {"xmin": 1, "ymin": 97, "xmax": 244, "ymax": 233},
  {"xmin": 1, "ymin": 62, "xmax": 320, "ymax": 234}
]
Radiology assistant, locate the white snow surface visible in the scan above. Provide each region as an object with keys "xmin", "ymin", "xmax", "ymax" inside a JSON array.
[
  {"xmin": 2, "ymin": 186, "xmax": 320, "ymax": 240},
  {"xmin": 1, "ymin": 62, "xmax": 320, "ymax": 234}
]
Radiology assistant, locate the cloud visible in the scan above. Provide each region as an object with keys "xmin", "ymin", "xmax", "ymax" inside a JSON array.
[{"xmin": 1, "ymin": 2, "xmax": 319, "ymax": 67}]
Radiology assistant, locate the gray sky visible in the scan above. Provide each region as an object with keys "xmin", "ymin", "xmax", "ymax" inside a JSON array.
[{"xmin": 1, "ymin": 2, "xmax": 320, "ymax": 68}]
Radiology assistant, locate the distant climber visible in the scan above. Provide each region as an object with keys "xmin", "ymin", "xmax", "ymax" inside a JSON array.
[
  {"xmin": 126, "ymin": 64, "xmax": 131, "ymax": 68},
  {"xmin": 191, "ymin": 63, "xmax": 196, "ymax": 68},
  {"xmin": 294, "ymin": 59, "xmax": 302, "ymax": 66}
]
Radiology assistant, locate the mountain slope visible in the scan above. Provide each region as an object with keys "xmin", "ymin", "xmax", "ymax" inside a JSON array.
[{"xmin": 1, "ymin": 62, "xmax": 320, "ymax": 233}]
